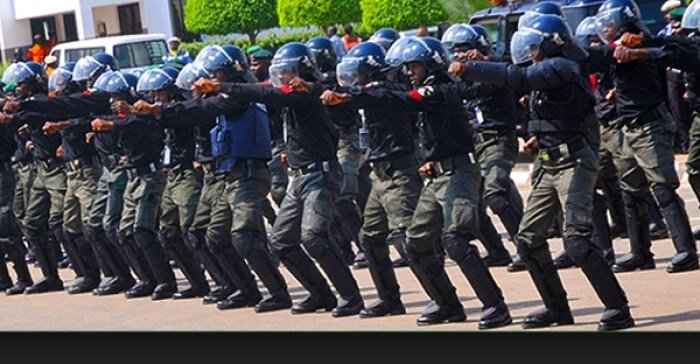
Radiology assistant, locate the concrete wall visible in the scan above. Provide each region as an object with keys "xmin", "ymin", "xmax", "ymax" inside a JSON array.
[
  {"xmin": 91, "ymin": 5, "xmax": 121, "ymax": 36},
  {"xmin": 139, "ymin": 0, "xmax": 173, "ymax": 37}
]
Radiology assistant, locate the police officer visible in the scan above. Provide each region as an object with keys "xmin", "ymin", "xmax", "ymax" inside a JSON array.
[
  {"xmin": 441, "ymin": 24, "xmax": 526, "ymax": 269},
  {"xmin": 179, "ymin": 43, "xmax": 365, "ymax": 316},
  {"xmin": 589, "ymin": 0, "xmax": 698, "ymax": 273},
  {"xmin": 320, "ymin": 41, "xmax": 418, "ymax": 317},
  {"xmin": 347, "ymin": 36, "xmax": 512, "ymax": 328},
  {"xmin": 135, "ymin": 67, "xmax": 211, "ymax": 299},
  {"xmin": 368, "ymin": 28, "xmax": 401, "ymax": 51},
  {"xmin": 451, "ymin": 13, "xmax": 635, "ymax": 330},
  {"xmin": 91, "ymin": 71, "xmax": 178, "ymax": 300},
  {"xmin": 1, "ymin": 62, "xmax": 67, "ymax": 294},
  {"xmin": 307, "ymin": 36, "xmax": 365, "ymax": 267}
]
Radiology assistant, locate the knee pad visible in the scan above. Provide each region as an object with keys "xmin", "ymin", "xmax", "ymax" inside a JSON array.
[
  {"xmin": 652, "ymin": 186, "xmax": 676, "ymax": 208},
  {"xmin": 133, "ymin": 228, "xmax": 157, "ymax": 251},
  {"xmin": 232, "ymin": 232, "xmax": 257, "ymax": 258},
  {"xmin": 442, "ymin": 236, "xmax": 475, "ymax": 262},
  {"xmin": 564, "ymin": 236, "xmax": 592, "ymax": 264}
]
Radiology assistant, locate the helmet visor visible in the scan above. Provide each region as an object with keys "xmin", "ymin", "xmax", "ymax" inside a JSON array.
[
  {"xmin": 93, "ymin": 71, "xmax": 129, "ymax": 93},
  {"xmin": 198, "ymin": 46, "xmax": 244, "ymax": 74},
  {"xmin": 1, "ymin": 63, "xmax": 35, "ymax": 85},
  {"xmin": 73, "ymin": 56, "xmax": 104, "ymax": 82},
  {"xmin": 336, "ymin": 60, "xmax": 361, "ymax": 87},
  {"xmin": 385, "ymin": 36, "xmax": 430, "ymax": 67},
  {"xmin": 175, "ymin": 63, "xmax": 210, "ymax": 90},
  {"xmin": 269, "ymin": 61, "xmax": 298, "ymax": 87},
  {"xmin": 440, "ymin": 24, "xmax": 474, "ymax": 50},
  {"xmin": 575, "ymin": 16, "xmax": 600, "ymax": 47},
  {"xmin": 369, "ymin": 35, "xmax": 394, "ymax": 50},
  {"xmin": 595, "ymin": 7, "xmax": 625, "ymax": 43},
  {"xmin": 510, "ymin": 28, "xmax": 545, "ymax": 65},
  {"xmin": 682, "ymin": 1, "xmax": 700, "ymax": 30},
  {"xmin": 48, "ymin": 68, "xmax": 73, "ymax": 93},
  {"xmin": 137, "ymin": 69, "xmax": 175, "ymax": 92}
]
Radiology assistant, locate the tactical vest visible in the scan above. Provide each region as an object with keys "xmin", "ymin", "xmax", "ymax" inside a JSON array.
[
  {"xmin": 528, "ymin": 77, "xmax": 594, "ymax": 135},
  {"xmin": 210, "ymin": 103, "xmax": 272, "ymax": 173}
]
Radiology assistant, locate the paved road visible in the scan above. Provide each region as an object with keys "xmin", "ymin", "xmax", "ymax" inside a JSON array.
[{"xmin": 2, "ymin": 161, "xmax": 700, "ymax": 331}]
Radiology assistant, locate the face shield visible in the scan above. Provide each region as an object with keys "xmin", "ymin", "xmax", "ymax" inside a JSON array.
[
  {"xmin": 198, "ymin": 46, "xmax": 244, "ymax": 75},
  {"xmin": 137, "ymin": 69, "xmax": 175, "ymax": 93},
  {"xmin": 269, "ymin": 61, "xmax": 298, "ymax": 87},
  {"xmin": 1, "ymin": 63, "xmax": 35, "ymax": 85},
  {"xmin": 385, "ymin": 36, "xmax": 431, "ymax": 68},
  {"xmin": 595, "ymin": 7, "xmax": 625, "ymax": 43},
  {"xmin": 175, "ymin": 63, "xmax": 210, "ymax": 90},
  {"xmin": 575, "ymin": 16, "xmax": 600, "ymax": 47},
  {"xmin": 562, "ymin": 4, "xmax": 601, "ymax": 31},
  {"xmin": 369, "ymin": 35, "xmax": 394, "ymax": 50},
  {"xmin": 441, "ymin": 24, "xmax": 474, "ymax": 51},
  {"xmin": 73, "ymin": 56, "xmax": 103, "ymax": 82},
  {"xmin": 336, "ymin": 59, "xmax": 361, "ymax": 87},
  {"xmin": 682, "ymin": 1, "xmax": 700, "ymax": 30},
  {"xmin": 93, "ymin": 71, "xmax": 130, "ymax": 93},
  {"xmin": 48, "ymin": 68, "xmax": 73, "ymax": 93},
  {"xmin": 510, "ymin": 27, "xmax": 546, "ymax": 65}
]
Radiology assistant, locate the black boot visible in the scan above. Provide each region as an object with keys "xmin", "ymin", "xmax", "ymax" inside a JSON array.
[
  {"xmin": 185, "ymin": 231, "xmax": 229, "ymax": 299},
  {"xmin": 443, "ymin": 238, "xmax": 511, "ymax": 329},
  {"xmin": 391, "ymin": 240, "xmax": 409, "ymax": 268},
  {"xmin": 207, "ymin": 237, "xmax": 260, "ymax": 304},
  {"xmin": 163, "ymin": 236, "xmax": 209, "ymax": 300},
  {"xmin": 518, "ymin": 243, "xmax": 574, "ymax": 329},
  {"xmin": 614, "ymin": 192, "xmax": 655, "ymax": 273},
  {"xmin": 94, "ymin": 276, "xmax": 136, "ymax": 296},
  {"xmin": 359, "ymin": 236, "xmax": 405, "ymax": 318},
  {"xmin": 133, "ymin": 231, "xmax": 177, "ymax": 289},
  {"xmin": 24, "ymin": 234, "xmax": 63, "ymax": 294},
  {"xmin": 277, "ymin": 246, "xmax": 336, "ymax": 314},
  {"xmin": 217, "ymin": 288, "xmax": 262, "ymax": 310},
  {"xmin": 653, "ymin": 189, "xmax": 700, "ymax": 273},
  {"xmin": 565, "ymin": 236, "xmax": 635, "ymax": 331},
  {"xmin": 485, "ymin": 192, "xmax": 523, "ymax": 243},
  {"xmin": 647, "ymin": 194, "xmax": 669, "ymax": 240},
  {"xmin": 506, "ymin": 254, "xmax": 527, "ymax": 272},
  {"xmin": 118, "ymin": 234, "xmax": 156, "ymax": 298},
  {"xmin": 405, "ymin": 247, "xmax": 465, "ymax": 326},
  {"xmin": 592, "ymin": 192, "xmax": 614, "ymax": 261},
  {"xmin": 66, "ymin": 233, "xmax": 101, "ymax": 294},
  {"xmin": 203, "ymin": 283, "xmax": 236, "ymax": 304},
  {"xmin": 125, "ymin": 280, "xmax": 156, "ymax": 298},
  {"xmin": 553, "ymin": 251, "xmax": 576, "ymax": 269},
  {"xmin": 477, "ymin": 209, "xmax": 513, "ymax": 268},
  {"xmin": 5, "ymin": 252, "xmax": 33, "ymax": 295}
]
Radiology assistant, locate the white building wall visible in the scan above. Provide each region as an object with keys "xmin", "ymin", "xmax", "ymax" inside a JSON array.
[
  {"xmin": 139, "ymin": 0, "xmax": 173, "ymax": 38},
  {"xmin": 91, "ymin": 5, "xmax": 121, "ymax": 36},
  {"xmin": 0, "ymin": 0, "xmax": 32, "ymax": 51}
]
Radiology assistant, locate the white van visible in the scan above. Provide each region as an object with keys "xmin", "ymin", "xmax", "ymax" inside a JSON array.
[{"xmin": 49, "ymin": 34, "xmax": 168, "ymax": 72}]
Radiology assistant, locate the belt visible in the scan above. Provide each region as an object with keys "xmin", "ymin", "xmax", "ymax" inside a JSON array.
[
  {"xmin": 11, "ymin": 156, "xmax": 32, "ymax": 168},
  {"xmin": 538, "ymin": 136, "xmax": 587, "ymax": 164},
  {"xmin": 126, "ymin": 162, "xmax": 160, "ymax": 178},
  {"xmin": 66, "ymin": 155, "xmax": 98, "ymax": 172},
  {"xmin": 164, "ymin": 162, "xmax": 194, "ymax": 174},
  {"xmin": 100, "ymin": 154, "xmax": 121, "ymax": 170},
  {"xmin": 475, "ymin": 129, "xmax": 512, "ymax": 144},
  {"xmin": 291, "ymin": 160, "xmax": 333, "ymax": 176},
  {"xmin": 370, "ymin": 154, "xmax": 417, "ymax": 178},
  {"xmin": 227, "ymin": 159, "xmax": 268, "ymax": 180},
  {"xmin": 38, "ymin": 158, "xmax": 63, "ymax": 170},
  {"xmin": 625, "ymin": 106, "xmax": 666, "ymax": 127},
  {"xmin": 431, "ymin": 153, "xmax": 476, "ymax": 177}
]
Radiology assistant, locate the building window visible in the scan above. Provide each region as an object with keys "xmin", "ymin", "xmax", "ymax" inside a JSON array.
[
  {"xmin": 63, "ymin": 13, "xmax": 78, "ymax": 42},
  {"xmin": 118, "ymin": 3, "xmax": 143, "ymax": 35},
  {"xmin": 170, "ymin": 0, "xmax": 198, "ymax": 42},
  {"xmin": 30, "ymin": 17, "xmax": 57, "ymax": 42}
]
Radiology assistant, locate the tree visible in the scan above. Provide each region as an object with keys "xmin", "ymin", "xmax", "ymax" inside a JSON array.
[
  {"xmin": 184, "ymin": 0, "xmax": 278, "ymax": 45},
  {"xmin": 277, "ymin": 0, "xmax": 362, "ymax": 28},
  {"xmin": 360, "ymin": 0, "xmax": 448, "ymax": 33},
  {"xmin": 440, "ymin": 0, "xmax": 493, "ymax": 23}
]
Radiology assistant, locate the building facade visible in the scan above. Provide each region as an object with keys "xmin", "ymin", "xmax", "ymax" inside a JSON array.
[{"xmin": 0, "ymin": 0, "xmax": 189, "ymax": 62}]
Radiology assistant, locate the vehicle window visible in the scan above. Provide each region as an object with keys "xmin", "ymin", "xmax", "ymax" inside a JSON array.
[
  {"xmin": 65, "ymin": 47, "xmax": 105, "ymax": 62},
  {"xmin": 50, "ymin": 50, "xmax": 60, "ymax": 59},
  {"xmin": 113, "ymin": 40, "xmax": 168, "ymax": 69}
]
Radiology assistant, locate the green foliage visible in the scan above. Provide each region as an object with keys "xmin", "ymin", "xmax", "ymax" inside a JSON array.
[
  {"xmin": 277, "ymin": 0, "xmax": 362, "ymax": 27},
  {"xmin": 0, "ymin": 62, "xmax": 10, "ymax": 78},
  {"xmin": 180, "ymin": 30, "xmax": 327, "ymax": 58},
  {"xmin": 440, "ymin": 0, "xmax": 493, "ymax": 23},
  {"xmin": 360, "ymin": 0, "xmax": 448, "ymax": 33},
  {"xmin": 184, "ymin": 0, "xmax": 278, "ymax": 43}
]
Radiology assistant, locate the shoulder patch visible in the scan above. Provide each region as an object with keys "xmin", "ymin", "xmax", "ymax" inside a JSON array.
[
  {"xmin": 278, "ymin": 85, "xmax": 294, "ymax": 94},
  {"xmin": 83, "ymin": 90, "xmax": 92, "ymax": 96},
  {"xmin": 364, "ymin": 81, "xmax": 380, "ymax": 90},
  {"xmin": 409, "ymin": 86, "xmax": 434, "ymax": 101}
]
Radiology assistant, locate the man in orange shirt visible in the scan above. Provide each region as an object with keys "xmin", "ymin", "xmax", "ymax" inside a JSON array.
[
  {"xmin": 341, "ymin": 25, "xmax": 362, "ymax": 51},
  {"xmin": 26, "ymin": 34, "xmax": 50, "ymax": 64}
]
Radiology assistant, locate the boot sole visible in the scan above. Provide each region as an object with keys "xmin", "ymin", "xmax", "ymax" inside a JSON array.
[
  {"xmin": 666, "ymin": 261, "xmax": 699, "ymax": 273},
  {"xmin": 522, "ymin": 317, "xmax": 575, "ymax": 329},
  {"xmin": 291, "ymin": 305, "xmax": 336, "ymax": 315},
  {"xmin": 216, "ymin": 301, "xmax": 259, "ymax": 310},
  {"xmin": 359, "ymin": 307, "xmax": 407, "ymax": 319},
  {"xmin": 478, "ymin": 314, "xmax": 513, "ymax": 330},
  {"xmin": 254, "ymin": 303, "xmax": 293, "ymax": 313},
  {"xmin": 416, "ymin": 314, "xmax": 467, "ymax": 326}
]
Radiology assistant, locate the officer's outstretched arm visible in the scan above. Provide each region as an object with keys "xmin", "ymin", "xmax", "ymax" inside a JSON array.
[
  {"xmin": 112, "ymin": 114, "xmax": 160, "ymax": 134},
  {"xmin": 19, "ymin": 91, "xmax": 111, "ymax": 121},
  {"xmin": 464, "ymin": 59, "xmax": 576, "ymax": 93},
  {"xmin": 220, "ymin": 83, "xmax": 312, "ymax": 109},
  {"xmin": 160, "ymin": 97, "xmax": 248, "ymax": 128}
]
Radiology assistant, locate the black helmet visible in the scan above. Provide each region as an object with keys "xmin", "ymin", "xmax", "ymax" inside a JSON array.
[
  {"xmin": 73, "ymin": 53, "xmax": 119, "ymax": 84},
  {"xmin": 561, "ymin": 0, "xmax": 605, "ymax": 32},
  {"xmin": 511, "ymin": 13, "xmax": 587, "ymax": 65},
  {"xmin": 682, "ymin": 0, "xmax": 700, "ymax": 31},
  {"xmin": 269, "ymin": 42, "xmax": 320, "ymax": 86},
  {"xmin": 137, "ymin": 67, "xmax": 180, "ymax": 94},
  {"xmin": 336, "ymin": 42, "xmax": 388, "ymax": 86},
  {"xmin": 386, "ymin": 36, "xmax": 449, "ymax": 72},
  {"xmin": 306, "ymin": 36, "xmax": 338, "ymax": 70},
  {"xmin": 441, "ymin": 24, "xmax": 492, "ymax": 55},
  {"xmin": 574, "ymin": 15, "xmax": 600, "ymax": 46},
  {"xmin": 369, "ymin": 28, "xmax": 401, "ymax": 50},
  {"xmin": 196, "ymin": 45, "xmax": 250, "ymax": 79},
  {"xmin": 595, "ymin": 0, "xmax": 647, "ymax": 43},
  {"xmin": 48, "ymin": 62, "xmax": 77, "ymax": 94},
  {"xmin": 1, "ymin": 62, "xmax": 46, "ymax": 90},
  {"xmin": 93, "ymin": 70, "xmax": 138, "ymax": 95},
  {"xmin": 175, "ymin": 62, "xmax": 211, "ymax": 90}
]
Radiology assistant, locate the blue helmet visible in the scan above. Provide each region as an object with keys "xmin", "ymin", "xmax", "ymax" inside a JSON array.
[
  {"xmin": 595, "ymin": 0, "xmax": 647, "ymax": 43},
  {"xmin": 73, "ymin": 53, "xmax": 119, "ymax": 84},
  {"xmin": 336, "ymin": 42, "xmax": 388, "ymax": 86},
  {"xmin": 575, "ymin": 15, "xmax": 600, "ymax": 46},
  {"xmin": 562, "ymin": 0, "xmax": 605, "ymax": 31},
  {"xmin": 1, "ymin": 62, "xmax": 46, "ymax": 89},
  {"xmin": 682, "ymin": 0, "xmax": 700, "ymax": 30},
  {"xmin": 269, "ymin": 42, "xmax": 320, "ymax": 86},
  {"xmin": 306, "ymin": 36, "xmax": 338, "ymax": 70},
  {"xmin": 196, "ymin": 44, "xmax": 250, "ymax": 80},
  {"xmin": 48, "ymin": 62, "xmax": 78, "ymax": 94},
  {"xmin": 441, "ymin": 24, "xmax": 492, "ymax": 55},
  {"xmin": 511, "ymin": 13, "xmax": 587, "ymax": 65},
  {"xmin": 369, "ymin": 28, "xmax": 401, "ymax": 50},
  {"xmin": 520, "ymin": 1, "xmax": 567, "ymax": 29},
  {"xmin": 93, "ymin": 70, "xmax": 138, "ymax": 95},
  {"xmin": 137, "ymin": 67, "xmax": 180, "ymax": 93},
  {"xmin": 386, "ymin": 36, "xmax": 449, "ymax": 72},
  {"xmin": 175, "ymin": 62, "xmax": 211, "ymax": 90}
]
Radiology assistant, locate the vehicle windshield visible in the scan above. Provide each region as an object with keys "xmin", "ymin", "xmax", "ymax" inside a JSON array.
[
  {"xmin": 562, "ymin": 5, "xmax": 600, "ymax": 31},
  {"xmin": 114, "ymin": 40, "xmax": 168, "ymax": 69},
  {"xmin": 65, "ymin": 47, "xmax": 106, "ymax": 63}
]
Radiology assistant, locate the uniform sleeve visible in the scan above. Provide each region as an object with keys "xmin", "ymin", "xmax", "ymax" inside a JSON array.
[
  {"xmin": 583, "ymin": 45, "xmax": 616, "ymax": 68},
  {"xmin": 220, "ymin": 83, "xmax": 313, "ymax": 109},
  {"xmin": 465, "ymin": 59, "xmax": 578, "ymax": 92},
  {"xmin": 113, "ymin": 115, "xmax": 160, "ymax": 133},
  {"xmin": 653, "ymin": 43, "xmax": 700, "ymax": 74},
  {"xmin": 160, "ymin": 96, "xmax": 247, "ymax": 128},
  {"xmin": 20, "ymin": 92, "xmax": 111, "ymax": 120}
]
